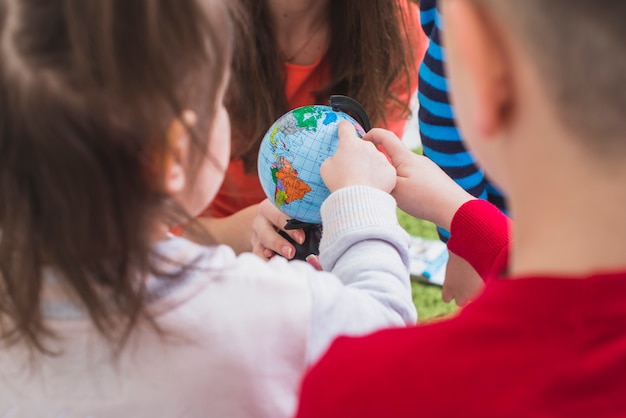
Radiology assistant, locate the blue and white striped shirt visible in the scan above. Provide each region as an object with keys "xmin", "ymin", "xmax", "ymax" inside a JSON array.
[{"xmin": 418, "ymin": 0, "xmax": 507, "ymax": 240}]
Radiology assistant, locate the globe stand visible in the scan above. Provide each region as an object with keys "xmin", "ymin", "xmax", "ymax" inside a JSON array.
[
  {"xmin": 329, "ymin": 95, "xmax": 372, "ymax": 131},
  {"xmin": 279, "ymin": 219, "xmax": 322, "ymax": 261}
]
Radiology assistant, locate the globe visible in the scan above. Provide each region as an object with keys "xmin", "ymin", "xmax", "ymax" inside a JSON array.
[{"xmin": 257, "ymin": 105, "xmax": 366, "ymax": 224}]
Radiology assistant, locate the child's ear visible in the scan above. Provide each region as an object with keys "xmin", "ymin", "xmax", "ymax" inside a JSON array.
[
  {"xmin": 163, "ymin": 111, "xmax": 197, "ymax": 195},
  {"xmin": 441, "ymin": 0, "xmax": 513, "ymax": 139}
]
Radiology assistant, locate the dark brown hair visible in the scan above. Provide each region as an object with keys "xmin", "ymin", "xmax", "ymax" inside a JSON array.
[
  {"xmin": 479, "ymin": 0, "xmax": 626, "ymax": 156},
  {"xmin": 230, "ymin": 0, "xmax": 419, "ymax": 172},
  {"xmin": 0, "ymin": 0, "xmax": 232, "ymax": 353}
]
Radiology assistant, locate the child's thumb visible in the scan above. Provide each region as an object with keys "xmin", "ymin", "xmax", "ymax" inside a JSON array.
[{"xmin": 364, "ymin": 128, "xmax": 407, "ymax": 167}]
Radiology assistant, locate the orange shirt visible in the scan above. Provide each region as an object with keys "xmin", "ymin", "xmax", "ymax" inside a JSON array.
[{"xmin": 205, "ymin": 2, "xmax": 426, "ymax": 218}]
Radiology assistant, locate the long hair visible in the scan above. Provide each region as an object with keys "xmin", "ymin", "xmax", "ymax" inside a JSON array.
[
  {"xmin": 230, "ymin": 0, "xmax": 419, "ymax": 172},
  {"xmin": 0, "ymin": 0, "xmax": 232, "ymax": 353}
]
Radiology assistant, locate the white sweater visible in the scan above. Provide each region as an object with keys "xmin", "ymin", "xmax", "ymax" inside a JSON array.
[{"xmin": 0, "ymin": 186, "xmax": 416, "ymax": 418}]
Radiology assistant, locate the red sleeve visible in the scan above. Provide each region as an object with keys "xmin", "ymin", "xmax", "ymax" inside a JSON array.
[{"xmin": 446, "ymin": 199, "xmax": 511, "ymax": 280}]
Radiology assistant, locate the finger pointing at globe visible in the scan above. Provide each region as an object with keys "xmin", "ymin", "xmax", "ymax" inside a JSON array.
[
  {"xmin": 257, "ymin": 105, "xmax": 368, "ymax": 225},
  {"xmin": 321, "ymin": 122, "xmax": 396, "ymax": 193}
]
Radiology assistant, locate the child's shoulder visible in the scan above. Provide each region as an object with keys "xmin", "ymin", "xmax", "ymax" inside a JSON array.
[
  {"xmin": 151, "ymin": 238, "xmax": 314, "ymax": 325},
  {"xmin": 156, "ymin": 236, "xmax": 312, "ymax": 285},
  {"xmin": 157, "ymin": 236, "xmax": 314, "ymax": 300}
]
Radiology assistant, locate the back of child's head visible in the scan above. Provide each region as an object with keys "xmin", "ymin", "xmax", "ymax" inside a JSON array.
[
  {"xmin": 475, "ymin": 0, "xmax": 626, "ymax": 157},
  {"xmin": 0, "ymin": 0, "xmax": 232, "ymax": 352}
]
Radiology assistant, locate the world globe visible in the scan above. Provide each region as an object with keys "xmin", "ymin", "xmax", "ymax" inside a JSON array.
[{"xmin": 257, "ymin": 105, "xmax": 366, "ymax": 224}]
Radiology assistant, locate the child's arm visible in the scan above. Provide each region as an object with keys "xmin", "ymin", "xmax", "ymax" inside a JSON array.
[
  {"xmin": 447, "ymin": 199, "xmax": 511, "ymax": 279},
  {"xmin": 365, "ymin": 128, "xmax": 475, "ymax": 230},
  {"xmin": 299, "ymin": 122, "xmax": 416, "ymax": 363},
  {"xmin": 303, "ymin": 185, "xmax": 415, "ymax": 364},
  {"xmin": 366, "ymin": 128, "xmax": 511, "ymax": 279},
  {"xmin": 189, "ymin": 205, "xmax": 259, "ymax": 253}
]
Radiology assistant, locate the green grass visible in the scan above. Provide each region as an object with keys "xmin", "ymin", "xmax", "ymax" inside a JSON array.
[
  {"xmin": 397, "ymin": 210, "xmax": 439, "ymax": 240},
  {"xmin": 411, "ymin": 280, "xmax": 458, "ymax": 321},
  {"xmin": 398, "ymin": 209, "xmax": 460, "ymax": 322}
]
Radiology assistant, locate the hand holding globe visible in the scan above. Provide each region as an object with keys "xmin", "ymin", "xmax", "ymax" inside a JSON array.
[{"xmin": 256, "ymin": 96, "xmax": 370, "ymax": 259}]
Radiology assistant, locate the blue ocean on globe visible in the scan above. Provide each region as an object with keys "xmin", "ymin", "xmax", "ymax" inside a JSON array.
[{"xmin": 257, "ymin": 105, "xmax": 365, "ymax": 224}]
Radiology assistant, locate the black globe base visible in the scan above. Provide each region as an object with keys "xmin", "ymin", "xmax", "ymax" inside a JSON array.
[{"xmin": 278, "ymin": 220, "xmax": 322, "ymax": 261}]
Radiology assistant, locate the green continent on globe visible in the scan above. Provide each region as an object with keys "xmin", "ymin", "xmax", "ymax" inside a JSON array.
[
  {"xmin": 270, "ymin": 156, "xmax": 312, "ymax": 208},
  {"xmin": 291, "ymin": 106, "xmax": 324, "ymax": 131}
]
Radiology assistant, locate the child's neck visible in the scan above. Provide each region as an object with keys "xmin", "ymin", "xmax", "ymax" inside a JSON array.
[
  {"xmin": 269, "ymin": 0, "xmax": 330, "ymax": 65},
  {"xmin": 268, "ymin": 0, "xmax": 328, "ymax": 33},
  {"xmin": 508, "ymin": 154, "xmax": 626, "ymax": 278}
]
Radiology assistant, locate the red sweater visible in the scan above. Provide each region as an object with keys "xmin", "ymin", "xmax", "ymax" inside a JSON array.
[{"xmin": 296, "ymin": 200, "xmax": 626, "ymax": 418}]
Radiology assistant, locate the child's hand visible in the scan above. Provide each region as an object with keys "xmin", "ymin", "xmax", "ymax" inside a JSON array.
[
  {"xmin": 321, "ymin": 122, "xmax": 396, "ymax": 193},
  {"xmin": 364, "ymin": 128, "xmax": 475, "ymax": 231},
  {"xmin": 251, "ymin": 199, "xmax": 304, "ymax": 260},
  {"xmin": 442, "ymin": 252, "xmax": 485, "ymax": 306}
]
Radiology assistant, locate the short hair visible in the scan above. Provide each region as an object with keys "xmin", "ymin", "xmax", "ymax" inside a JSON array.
[{"xmin": 476, "ymin": 0, "xmax": 626, "ymax": 156}]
